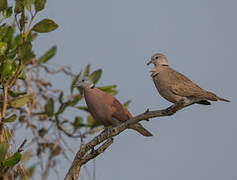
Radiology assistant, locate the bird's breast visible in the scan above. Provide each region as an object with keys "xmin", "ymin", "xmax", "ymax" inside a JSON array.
[
  {"xmin": 84, "ymin": 90, "xmax": 112, "ymax": 126},
  {"xmin": 152, "ymin": 73, "xmax": 178, "ymax": 103}
]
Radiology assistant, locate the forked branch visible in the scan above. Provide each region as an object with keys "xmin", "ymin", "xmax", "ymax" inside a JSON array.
[{"xmin": 64, "ymin": 101, "xmax": 187, "ymax": 180}]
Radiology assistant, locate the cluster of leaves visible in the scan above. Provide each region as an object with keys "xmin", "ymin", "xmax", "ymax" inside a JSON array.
[
  {"xmin": 0, "ymin": 0, "xmax": 59, "ymax": 178},
  {"xmin": 0, "ymin": 0, "xmax": 129, "ymax": 179}
]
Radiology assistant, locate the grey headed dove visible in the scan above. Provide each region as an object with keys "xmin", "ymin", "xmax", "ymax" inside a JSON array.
[
  {"xmin": 147, "ymin": 53, "xmax": 230, "ymax": 106},
  {"xmin": 76, "ymin": 76, "xmax": 152, "ymax": 137}
]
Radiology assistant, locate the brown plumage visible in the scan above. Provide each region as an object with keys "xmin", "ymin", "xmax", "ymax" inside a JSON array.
[
  {"xmin": 147, "ymin": 53, "xmax": 230, "ymax": 105},
  {"xmin": 77, "ymin": 76, "xmax": 152, "ymax": 137}
]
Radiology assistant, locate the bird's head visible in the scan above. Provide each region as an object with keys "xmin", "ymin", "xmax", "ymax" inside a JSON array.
[
  {"xmin": 75, "ymin": 76, "xmax": 95, "ymax": 88},
  {"xmin": 147, "ymin": 53, "xmax": 168, "ymax": 66}
]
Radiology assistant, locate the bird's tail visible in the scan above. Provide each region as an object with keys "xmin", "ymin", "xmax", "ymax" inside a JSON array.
[
  {"xmin": 129, "ymin": 123, "xmax": 153, "ymax": 137},
  {"xmin": 206, "ymin": 91, "xmax": 230, "ymax": 102},
  {"xmin": 217, "ymin": 96, "xmax": 230, "ymax": 102}
]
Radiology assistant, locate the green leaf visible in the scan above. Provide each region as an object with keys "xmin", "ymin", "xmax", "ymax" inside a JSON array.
[
  {"xmin": 90, "ymin": 69, "xmax": 102, "ymax": 84},
  {"xmin": 32, "ymin": 19, "xmax": 58, "ymax": 33},
  {"xmin": 0, "ymin": 0, "xmax": 7, "ymax": 12},
  {"xmin": 56, "ymin": 103, "xmax": 67, "ymax": 115},
  {"xmin": 14, "ymin": 0, "xmax": 24, "ymax": 14},
  {"xmin": 6, "ymin": 50, "xmax": 16, "ymax": 59},
  {"xmin": 76, "ymin": 106, "xmax": 89, "ymax": 112},
  {"xmin": 123, "ymin": 100, "xmax": 131, "ymax": 108},
  {"xmin": 106, "ymin": 89, "xmax": 118, "ymax": 95},
  {"xmin": 0, "ymin": 42, "xmax": 8, "ymax": 55},
  {"xmin": 44, "ymin": 98, "xmax": 54, "ymax": 117},
  {"xmin": 27, "ymin": 32, "xmax": 38, "ymax": 41},
  {"xmin": 0, "ymin": 59, "xmax": 14, "ymax": 80},
  {"xmin": 34, "ymin": 0, "xmax": 46, "ymax": 12},
  {"xmin": 98, "ymin": 85, "xmax": 117, "ymax": 91},
  {"xmin": 3, "ymin": 7, "xmax": 13, "ymax": 18},
  {"xmin": 0, "ymin": 142, "xmax": 9, "ymax": 162},
  {"xmin": 37, "ymin": 46, "xmax": 56, "ymax": 63},
  {"xmin": 83, "ymin": 64, "xmax": 90, "ymax": 76},
  {"xmin": 70, "ymin": 72, "xmax": 81, "ymax": 94},
  {"xmin": 14, "ymin": 35, "xmax": 23, "ymax": 46},
  {"xmin": 77, "ymin": 86, "xmax": 83, "ymax": 96},
  {"xmin": 24, "ymin": 0, "xmax": 35, "ymax": 12},
  {"xmin": 10, "ymin": 95, "xmax": 30, "ymax": 108},
  {"xmin": 3, "ymin": 114, "xmax": 17, "ymax": 123},
  {"xmin": 68, "ymin": 94, "xmax": 82, "ymax": 106},
  {"xmin": 98, "ymin": 85, "xmax": 118, "ymax": 95},
  {"xmin": 3, "ymin": 152, "xmax": 22, "ymax": 167},
  {"xmin": 71, "ymin": 116, "xmax": 84, "ymax": 130},
  {"xmin": 58, "ymin": 92, "xmax": 63, "ymax": 104},
  {"xmin": 2, "ymin": 26, "xmax": 14, "ymax": 43},
  {"xmin": 17, "ymin": 64, "xmax": 25, "ymax": 79},
  {"xmin": 17, "ymin": 41, "xmax": 35, "ymax": 62},
  {"xmin": 8, "ymin": 90, "xmax": 27, "ymax": 97}
]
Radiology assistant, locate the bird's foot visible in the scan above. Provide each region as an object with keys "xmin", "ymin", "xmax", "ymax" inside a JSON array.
[{"xmin": 165, "ymin": 105, "xmax": 175, "ymax": 113}]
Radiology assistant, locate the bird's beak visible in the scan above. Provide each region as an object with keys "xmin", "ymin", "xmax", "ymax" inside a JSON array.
[{"xmin": 146, "ymin": 60, "xmax": 152, "ymax": 65}]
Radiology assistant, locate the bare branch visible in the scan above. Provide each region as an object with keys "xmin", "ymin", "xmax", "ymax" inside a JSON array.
[
  {"xmin": 64, "ymin": 101, "xmax": 187, "ymax": 180},
  {"xmin": 80, "ymin": 138, "xmax": 113, "ymax": 165}
]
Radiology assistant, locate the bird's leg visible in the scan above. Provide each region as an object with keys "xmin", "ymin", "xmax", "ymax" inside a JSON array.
[
  {"xmin": 165, "ymin": 99, "xmax": 186, "ymax": 113},
  {"xmin": 165, "ymin": 104, "xmax": 176, "ymax": 113}
]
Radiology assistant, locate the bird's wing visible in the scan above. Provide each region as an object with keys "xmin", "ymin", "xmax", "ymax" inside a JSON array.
[
  {"xmin": 167, "ymin": 68, "xmax": 208, "ymax": 98},
  {"xmin": 109, "ymin": 97, "xmax": 132, "ymax": 122}
]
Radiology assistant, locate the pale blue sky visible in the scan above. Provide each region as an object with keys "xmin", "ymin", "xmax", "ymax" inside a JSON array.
[{"xmin": 22, "ymin": 0, "xmax": 237, "ymax": 179}]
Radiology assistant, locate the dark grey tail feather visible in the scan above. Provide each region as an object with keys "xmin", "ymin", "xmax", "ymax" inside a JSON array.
[
  {"xmin": 129, "ymin": 123, "xmax": 153, "ymax": 137},
  {"xmin": 196, "ymin": 100, "xmax": 211, "ymax": 105}
]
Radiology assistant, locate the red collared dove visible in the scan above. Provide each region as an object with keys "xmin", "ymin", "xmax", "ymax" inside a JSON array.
[
  {"xmin": 147, "ymin": 53, "xmax": 230, "ymax": 105},
  {"xmin": 76, "ymin": 76, "xmax": 152, "ymax": 137}
]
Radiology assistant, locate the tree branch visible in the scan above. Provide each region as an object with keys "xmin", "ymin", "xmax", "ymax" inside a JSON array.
[
  {"xmin": 64, "ymin": 101, "xmax": 187, "ymax": 180},
  {"xmin": 80, "ymin": 138, "xmax": 113, "ymax": 166}
]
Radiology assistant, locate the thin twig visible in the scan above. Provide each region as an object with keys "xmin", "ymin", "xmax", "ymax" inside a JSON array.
[{"xmin": 18, "ymin": 139, "xmax": 27, "ymax": 152}]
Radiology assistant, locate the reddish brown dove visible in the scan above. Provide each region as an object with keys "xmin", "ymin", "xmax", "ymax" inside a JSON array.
[
  {"xmin": 147, "ymin": 53, "xmax": 230, "ymax": 106},
  {"xmin": 76, "ymin": 76, "xmax": 152, "ymax": 137}
]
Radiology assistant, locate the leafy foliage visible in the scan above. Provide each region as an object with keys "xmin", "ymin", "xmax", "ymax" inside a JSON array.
[{"xmin": 0, "ymin": 0, "xmax": 129, "ymax": 179}]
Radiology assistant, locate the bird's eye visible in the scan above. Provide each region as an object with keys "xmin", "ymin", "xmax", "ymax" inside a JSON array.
[
  {"xmin": 155, "ymin": 56, "xmax": 158, "ymax": 59},
  {"xmin": 82, "ymin": 79, "xmax": 85, "ymax": 82}
]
